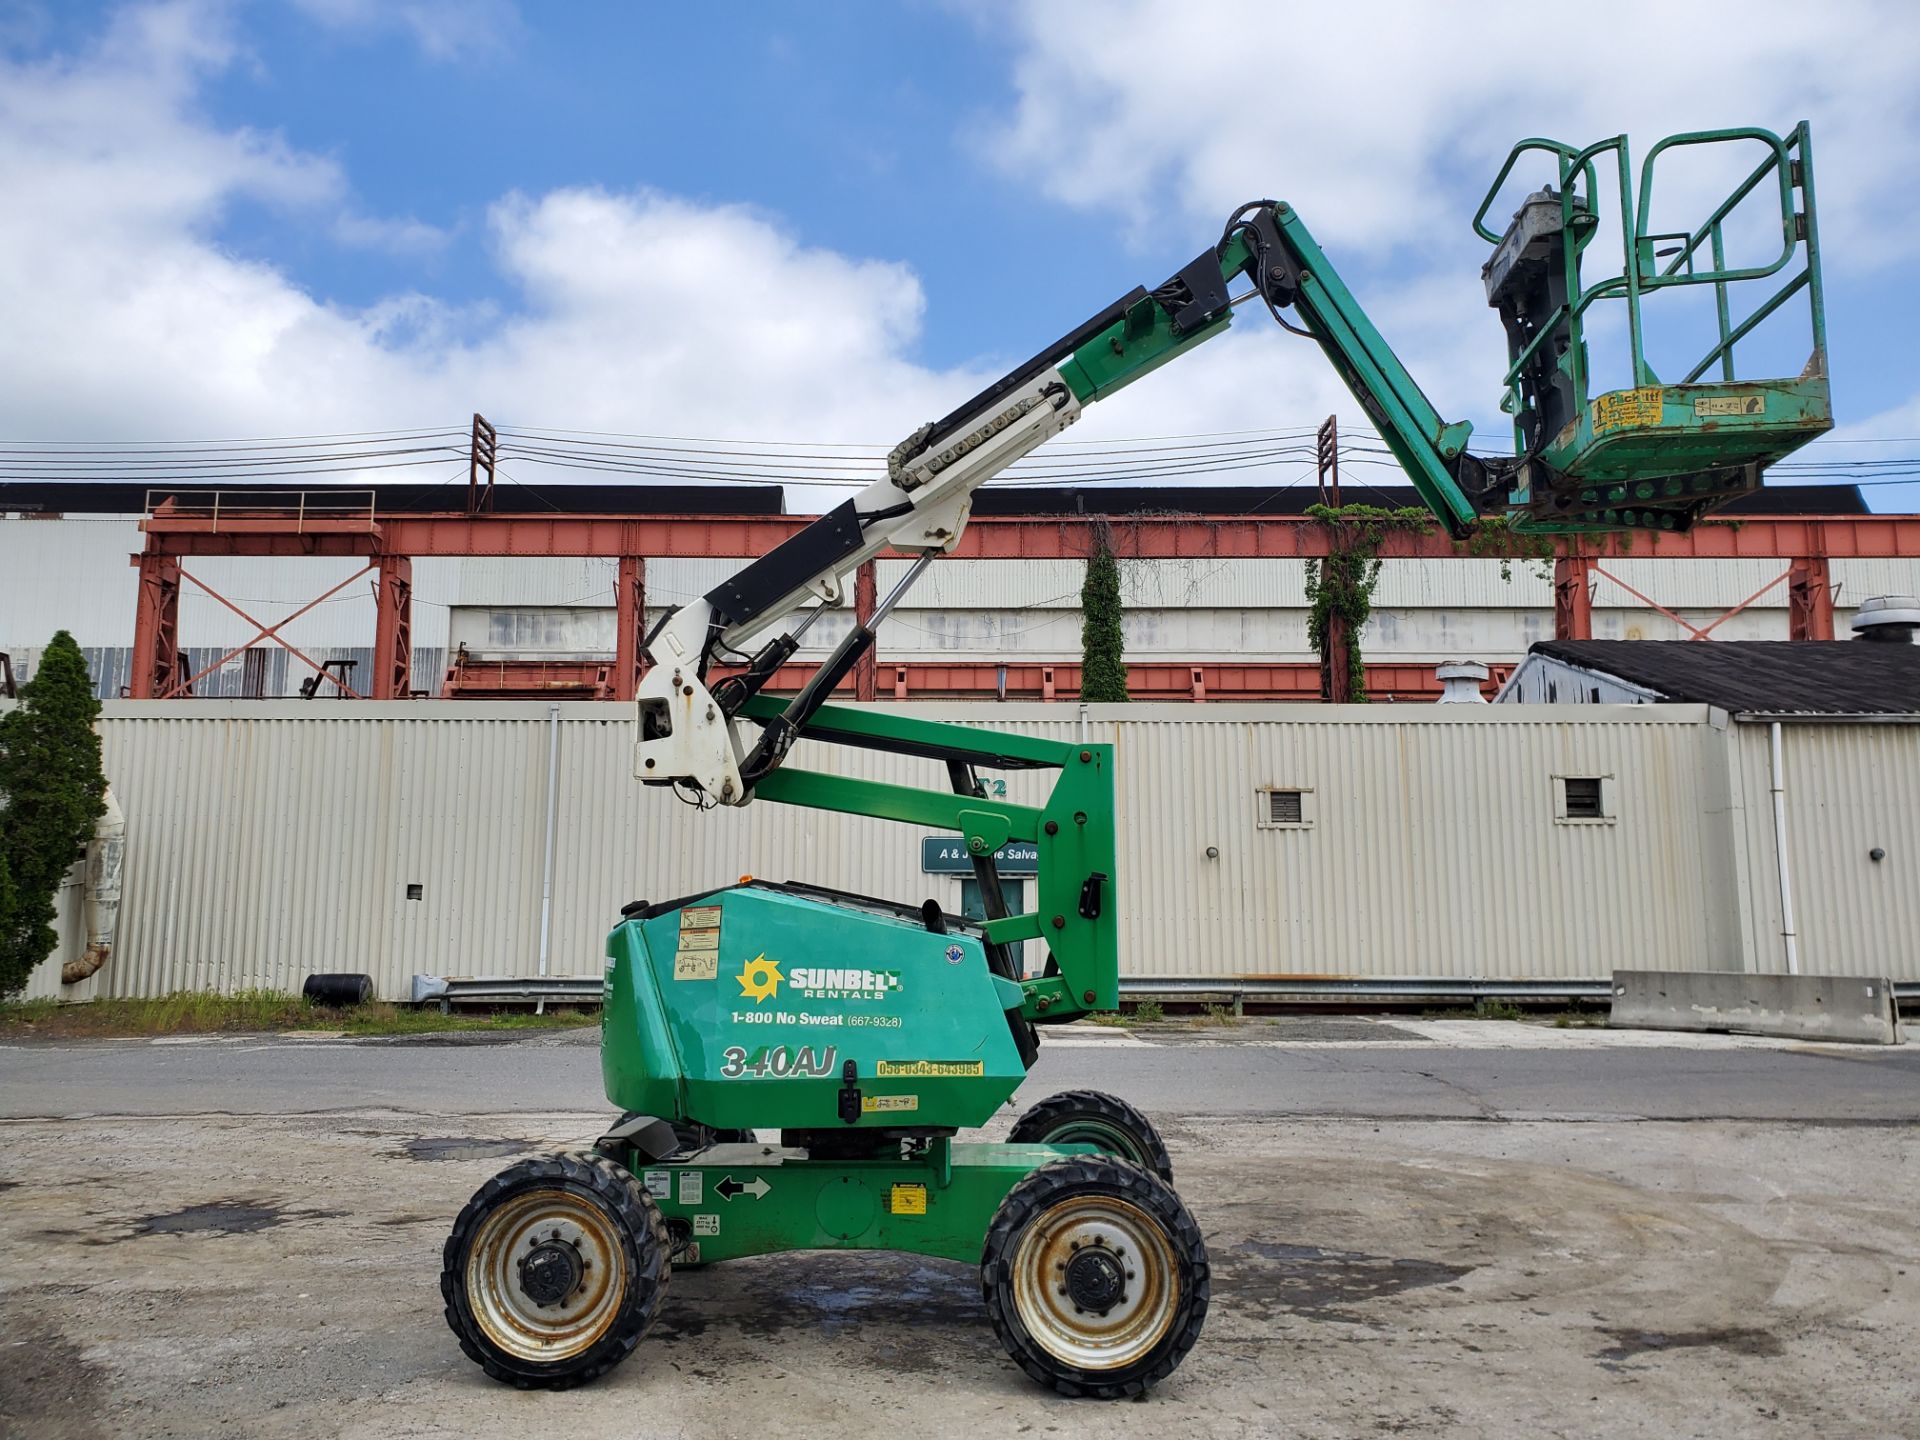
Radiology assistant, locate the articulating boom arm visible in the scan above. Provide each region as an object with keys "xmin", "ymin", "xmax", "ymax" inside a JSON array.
[
  {"xmin": 633, "ymin": 199, "xmax": 1498, "ymax": 805},
  {"xmin": 639, "ymin": 127, "xmax": 1829, "ymax": 802}
]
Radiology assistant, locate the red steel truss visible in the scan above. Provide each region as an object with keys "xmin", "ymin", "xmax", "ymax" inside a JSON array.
[{"xmin": 130, "ymin": 498, "xmax": 1919, "ymax": 700}]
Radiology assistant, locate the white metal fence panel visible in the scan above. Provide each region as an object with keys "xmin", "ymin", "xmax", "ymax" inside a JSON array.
[
  {"xmin": 1106, "ymin": 706, "xmax": 1729, "ymax": 979},
  {"xmin": 1732, "ymin": 722, "xmax": 1920, "ymax": 980},
  {"xmin": 58, "ymin": 700, "xmax": 1794, "ymax": 1001}
]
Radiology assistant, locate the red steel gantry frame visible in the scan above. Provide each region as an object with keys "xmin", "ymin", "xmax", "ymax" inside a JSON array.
[{"xmin": 129, "ymin": 497, "xmax": 1920, "ymax": 701}]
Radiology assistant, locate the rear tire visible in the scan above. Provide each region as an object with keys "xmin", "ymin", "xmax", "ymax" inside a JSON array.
[
  {"xmin": 1007, "ymin": 1089, "xmax": 1173, "ymax": 1182},
  {"xmin": 441, "ymin": 1151, "xmax": 669, "ymax": 1389},
  {"xmin": 981, "ymin": 1155, "xmax": 1209, "ymax": 1399}
]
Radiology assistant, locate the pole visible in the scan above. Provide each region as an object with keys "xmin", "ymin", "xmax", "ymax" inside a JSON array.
[
  {"xmin": 536, "ymin": 702, "xmax": 561, "ymax": 1008},
  {"xmin": 1768, "ymin": 721, "xmax": 1800, "ymax": 975}
]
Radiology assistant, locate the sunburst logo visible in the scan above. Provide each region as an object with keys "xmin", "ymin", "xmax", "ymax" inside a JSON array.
[{"xmin": 736, "ymin": 953, "xmax": 782, "ymax": 1004}]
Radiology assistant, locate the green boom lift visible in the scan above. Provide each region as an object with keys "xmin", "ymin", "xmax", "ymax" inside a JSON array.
[{"xmin": 441, "ymin": 124, "xmax": 1830, "ymax": 1397}]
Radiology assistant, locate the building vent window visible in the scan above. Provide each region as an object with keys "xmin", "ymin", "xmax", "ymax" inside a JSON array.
[
  {"xmin": 1555, "ymin": 775, "xmax": 1614, "ymax": 824},
  {"xmin": 1256, "ymin": 787, "xmax": 1314, "ymax": 829}
]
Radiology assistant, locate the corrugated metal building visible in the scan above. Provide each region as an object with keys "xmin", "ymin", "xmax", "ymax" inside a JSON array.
[
  {"xmin": 10, "ymin": 501, "xmax": 1920, "ymax": 697},
  {"xmin": 1498, "ymin": 638, "xmax": 1920, "ymax": 982},
  {"xmin": 17, "ymin": 699, "xmax": 1916, "ymax": 1002}
]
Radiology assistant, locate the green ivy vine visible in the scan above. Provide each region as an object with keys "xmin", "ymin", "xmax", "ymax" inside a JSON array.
[{"xmin": 1304, "ymin": 503, "xmax": 1432, "ymax": 702}]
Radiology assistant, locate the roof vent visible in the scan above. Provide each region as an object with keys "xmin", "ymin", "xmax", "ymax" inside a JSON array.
[
  {"xmin": 1434, "ymin": 660, "xmax": 1490, "ymax": 704},
  {"xmin": 1851, "ymin": 595, "xmax": 1920, "ymax": 644}
]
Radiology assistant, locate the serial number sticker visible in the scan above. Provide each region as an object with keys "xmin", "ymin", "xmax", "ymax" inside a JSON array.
[
  {"xmin": 682, "ymin": 906, "xmax": 723, "ymax": 928},
  {"xmin": 678, "ymin": 1170, "xmax": 703, "ymax": 1205},
  {"xmin": 1694, "ymin": 394, "xmax": 1765, "ymax": 417},
  {"xmin": 889, "ymin": 1183, "xmax": 928, "ymax": 1216},
  {"xmin": 1593, "ymin": 386, "xmax": 1663, "ymax": 432},
  {"xmin": 642, "ymin": 1169, "xmax": 670, "ymax": 1201},
  {"xmin": 693, "ymin": 1213, "xmax": 720, "ymax": 1236},
  {"xmin": 875, "ymin": 1060, "xmax": 984, "ymax": 1078},
  {"xmin": 862, "ymin": 1094, "xmax": 919, "ymax": 1114},
  {"xmin": 673, "ymin": 949, "xmax": 719, "ymax": 982}
]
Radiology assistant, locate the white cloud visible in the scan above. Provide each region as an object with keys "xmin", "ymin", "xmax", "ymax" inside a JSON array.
[
  {"xmin": 0, "ymin": 2, "xmax": 983, "ymax": 470},
  {"xmin": 978, "ymin": 0, "xmax": 1920, "ymax": 461},
  {"xmin": 331, "ymin": 211, "xmax": 452, "ymax": 256},
  {"xmin": 985, "ymin": 0, "xmax": 1920, "ymax": 269},
  {"xmin": 1, "ymin": 0, "xmax": 1909, "ymax": 520},
  {"xmin": 285, "ymin": 0, "xmax": 521, "ymax": 62}
]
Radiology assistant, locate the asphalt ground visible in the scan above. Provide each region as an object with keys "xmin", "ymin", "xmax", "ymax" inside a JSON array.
[{"xmin": 2, "ymin": 1019, "xmax": 1916, "ymax": 1438}]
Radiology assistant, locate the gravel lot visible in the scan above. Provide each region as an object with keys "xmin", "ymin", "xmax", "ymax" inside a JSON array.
[{"xmin": 2, "ymin": 1025, "xmax": 1916, "ymax": 1438}]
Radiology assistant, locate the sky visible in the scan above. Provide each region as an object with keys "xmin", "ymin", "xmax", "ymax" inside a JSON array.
[{"xmin": 1, "ymin": 0, "xmax": 1917, "ymax": 507}]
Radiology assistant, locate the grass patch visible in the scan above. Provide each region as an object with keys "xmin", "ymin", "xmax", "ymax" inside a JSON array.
[
  {"xmin": 1085, "ymin": 1011, "xmax": 1129, "ymax": 1028},
  {"xmin": 1196, "ymin": 1002, "xmax": 1242, "ymax": 1027},
  {"xmin": 0, "ymin": 990, "xmax": 599, "ymax": 1040},
  {"xmin": 1127, "ymin": 999, "xmax": 1165, "ymax": 1024},
  {"xmin": 1550, "ymin": 1008, "xmax": 1608, "ymax": 1029}
]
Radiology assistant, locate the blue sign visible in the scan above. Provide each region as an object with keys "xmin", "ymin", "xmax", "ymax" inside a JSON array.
[{"xmin": 921, "ymin": 837, "xmax": 1040, "ymax": 874}]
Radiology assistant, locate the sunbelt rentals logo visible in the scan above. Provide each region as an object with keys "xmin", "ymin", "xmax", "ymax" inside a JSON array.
[
  {"xmin": 736, "ymin": 953, "xmax": 782, "ymax": 1004},
  {"xmin": 790, "ymin": 966, "xmax": 902, "ymax": 1001},
  {"xmin": 733, "ymin": 955, "xmax": 902, "ymax": 1004}
]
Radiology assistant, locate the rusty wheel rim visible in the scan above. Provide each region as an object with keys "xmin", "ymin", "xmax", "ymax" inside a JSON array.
[
  {"xmin": 1010, "ymin": 1193, "xmax": 1179, "ymax": 1371},
  {"xmin": 466, "ymin": 1188, "xmax": 626, "ymax": 1364}
]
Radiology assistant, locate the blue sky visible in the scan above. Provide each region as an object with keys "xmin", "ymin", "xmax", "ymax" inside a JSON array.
[{"xmin": 1, "ymin": 0, "xmax": 1916, "ymax": 506}]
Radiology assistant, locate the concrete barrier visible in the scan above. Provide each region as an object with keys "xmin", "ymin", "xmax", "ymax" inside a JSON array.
[{"xmin": 1610, "ymin": 970, "xmax": 1903, "ymax": 1045}]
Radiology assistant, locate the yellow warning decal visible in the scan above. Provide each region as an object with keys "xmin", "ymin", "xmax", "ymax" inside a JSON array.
[
  {"xmin": 889, "ymin": 1183, "xmax": 928, "ymax": 1215},
  {"xmin": 673, "ymin": 949, "xmax": 718, "ymax": 981},
  {"xmin": 875, "ymin": 1060, "xmax": 984, "ymax": 1078},
  {"xmin": 1593, "ymin": 386, "xmax": 1663, "ymax": 433},
  {"xmin": 674, "ymin": 906, "xmax": 723, "ymax": 981},
  {"xmin": 862, "ymin": 1094, "xmax": 919, "ymax": 1114}
]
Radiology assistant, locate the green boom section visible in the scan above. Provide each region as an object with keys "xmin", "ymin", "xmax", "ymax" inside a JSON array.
[
  {"xmin": 1050, "ymin": 213, "xmax": 1482, "ymax": 535},
  {"xmin": 1052, "ymin": 123, "xmax": 1830, "ymax": 538},
  {"xmin": 734, "ymin": 696, "xmax": 1120, "ymax": 1020}
]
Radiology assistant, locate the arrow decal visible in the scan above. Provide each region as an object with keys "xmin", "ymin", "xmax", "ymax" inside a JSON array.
[{"xmin": 715, "ymin": 1174, "xmax": 771, "ymax": 1201}]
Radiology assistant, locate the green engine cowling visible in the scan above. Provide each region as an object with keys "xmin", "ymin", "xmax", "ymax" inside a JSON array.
[{"xmin": 601, "ymin": 882, "xmax": 1030, "ymax": 1132}]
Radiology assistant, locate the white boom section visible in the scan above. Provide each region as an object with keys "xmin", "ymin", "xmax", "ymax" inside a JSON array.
[{"xmin": 633, "ymin": 371, "xmax": 1084, "ymax": 804}]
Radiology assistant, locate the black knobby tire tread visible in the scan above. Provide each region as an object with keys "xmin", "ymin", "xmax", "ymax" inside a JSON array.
[
  {"xmin": 979, "ymin": 1154, "xmax": 1210, "ymax": 1400},
  {"xmin": 1006, "ymin": 1088, "xmax": 1174, "ymax": 1182},
  {"xmin": 440, "ymin": 1150, "xmax": 671, "ymax": 1390}
]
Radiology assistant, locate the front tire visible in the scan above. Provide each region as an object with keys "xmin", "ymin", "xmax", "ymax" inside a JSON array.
[
  {"xmin": 441, "ymin": 1151, "xmax": 669, "ymax": 1389},
  {"xmin": 1007, "ymin": 1089, "xmax": 1174, "ymax": 1182},
  {"xmin": 981, "ymin": 1155, "xmax": 1209, "ymax": 1399}
]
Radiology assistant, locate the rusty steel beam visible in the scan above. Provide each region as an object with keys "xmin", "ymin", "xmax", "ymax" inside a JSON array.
[
  {"xmin": 128, "ymin": 553, "xmax": 182, "ymax": 699},
  {"xmin": 168, "ymin": 565, "xmax": 372, "ymax": 699},
  {"xmin": 136, "ymin": 511, "xmax": 1920, "ymax": 561},
  {"xmin": 853, "ymin": 560, "xmax": 878, "ymax": 702},
  {"xmin": 372, "ymin": 556, "xmax": 414, "ymax": 699},
  {"xmin": 615, "ymin": 555, "xmax": 647, "ymax": 702},
  {"xmin": 443, "ymin": 656, "xmax": 1470, "ymax": 703},
  {"xmin": 1788, "ymin": 555, "xmax": 1835, "ymax": 641},
  {"xmin": 1553, "ymin": 555, "xmax": 1593, "ymax": 641}
]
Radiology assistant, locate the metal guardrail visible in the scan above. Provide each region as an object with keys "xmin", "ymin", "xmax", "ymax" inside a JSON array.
[
  {"xmin": 410, "ymin": 973, "xmax": 1915, "ymax": 1011},
  {"xmin": 411, "ymin": 974, "xmax": 603, "ymax": 1012},
  {"xmin": 143, "ymin": 489, "xmax": 377, "ymax": 532}
]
